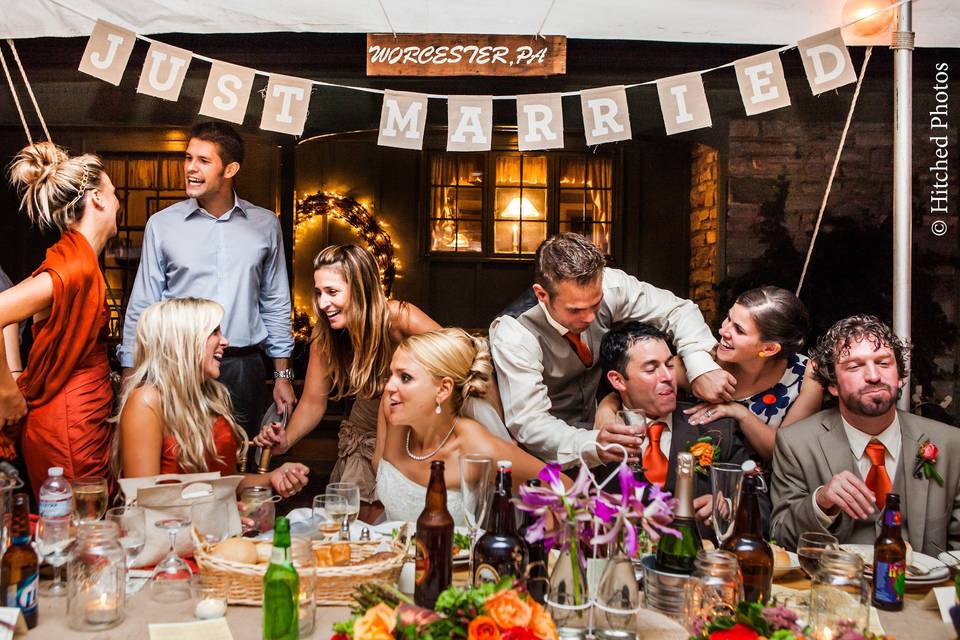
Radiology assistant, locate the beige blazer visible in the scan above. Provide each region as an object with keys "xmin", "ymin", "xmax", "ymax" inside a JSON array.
[{"xmin": 771, "ymin": 408, "xmax": 960, "ymax": 555}]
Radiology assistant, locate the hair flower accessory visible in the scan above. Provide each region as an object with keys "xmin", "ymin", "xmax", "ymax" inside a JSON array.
[{"xmin": 913, "ymin": 437, "xmax": 944, "ymax": 486}]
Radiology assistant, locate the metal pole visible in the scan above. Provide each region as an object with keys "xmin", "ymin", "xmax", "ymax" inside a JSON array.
[{"xmin": 892, "ymin": 1, "xmax": 914, "ymax": 411}]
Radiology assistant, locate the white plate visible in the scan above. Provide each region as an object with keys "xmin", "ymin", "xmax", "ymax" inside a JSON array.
[
  {"xmin": 842, "ymin": 544, "xmax": 950, "ymax": 584},
  {"xmin": 371, "ymin": 521, "xmax": 472, "ymax": 563}
]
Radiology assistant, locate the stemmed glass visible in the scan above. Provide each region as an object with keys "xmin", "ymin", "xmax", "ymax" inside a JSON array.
[
  {"xmin": 72, "ymin": 476, "xmax": 109, "ymax": 523},
  {"xmin": 460, "ymin": 454, "xmax": 493, "ymax": 587},
  {"xmin": 191, "ymin": 501, "xmax": 230, "ymax": 545},
  {"xmin": 313, "ymin": 494, "xmax": 348, "ymax": 536},
  {"xmin": 150, "ymin": 516, "xmax": 192, "ymax": 602},
  {"xmin": 326, "ymin": 482, "xmax": 361, "ymax": 537},
  {"xmin": 709, "ymin": 463, "xmax": 745, "ymax": 548},
  {"xmin": 36, "ymin": 515, "xmax": 75, "ymax": 596},
  {"xmin": 106, "ymin": 506, "xmax": 146, "ymax": 570},
  {"xmin": 798, "ymin": 531, "xmax": 839, "ymax": 578},
  {"xmin": 617, "ymin": 409, "xmax": 647, "ymax": 473}
]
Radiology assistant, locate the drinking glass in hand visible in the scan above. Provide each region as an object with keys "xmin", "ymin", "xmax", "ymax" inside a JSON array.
[
  {"xmin": 709, "ymin": 463, "xmax": 744, "ymax": 547},
  {"xmin": 798, "ymin": 531, "xmax": 839, "ymax": 577},
  {"xmin": 73, "ymin": 476, "xmax": 109, "ymax": 522},
  {"xmin": 36, "ymin": 515, "xmax": 75, "ymax": 596},
  {"xmin": 459, "ymin": 454, "xmax": 493, "ymax": 587},
  {"xmin": 191, "ymin": 501, "xmax": 230, "ymax": 545},
  {"xmin": 313, "ymin": 494, "xmax": 348, "ymax": 536},
  {"xmin": 617, "ymin": 409, "xmax": 646, "ymax": 471},
  {"xmin": 326, "ymin": 482, "xmax": 361, "ymax": 527},
  {"xmin": 106, "ymin": 506, "xmax": 146, "ymax": 569}
]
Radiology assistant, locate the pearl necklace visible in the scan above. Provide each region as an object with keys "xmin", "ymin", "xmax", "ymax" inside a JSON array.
[{"xmin": 405, "ymin": 418, "xmax": 458, "ymax": 461}]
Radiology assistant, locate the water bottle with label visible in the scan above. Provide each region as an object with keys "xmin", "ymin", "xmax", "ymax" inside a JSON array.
[{"xmin": 38, "ymin": 467, "xmax": 73, "ymax": 518}]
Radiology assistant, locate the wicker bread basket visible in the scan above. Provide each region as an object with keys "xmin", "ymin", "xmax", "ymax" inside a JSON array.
[{"xmin": 192, "ymin": 524, "xmax": 411, "ymax": 605}]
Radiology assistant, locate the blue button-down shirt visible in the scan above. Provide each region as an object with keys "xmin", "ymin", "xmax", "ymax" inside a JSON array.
[{"xmin": 118, "ymin": 196, "xmax": 294, "ymax": 367}]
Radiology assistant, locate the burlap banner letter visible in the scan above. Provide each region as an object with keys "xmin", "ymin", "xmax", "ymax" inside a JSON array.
[
  {"xmin": 657, "ymin": 72, "xmax": 712, "ymax": 135},
  {"xmin": 378, "ymin": 90, "xmax": 429, "ymax": 150},
  {"xmin": 200, "ymin": 61, "xmax": 256, "ymax": 125},
  {"xmin": 735, "ymin": 51, "xmax": 791, "ymax": 116},
  {"xmin": 516, "ymin": 93, "xmax": 564, "ymax": 151},
  {"xmin": 136, "ymin": 42, "xmax": 192, "ymax": 101},
  {"xmin": 580, "ymin": 85, "xmax": 631, "ymax": 146},
  {"xmin": 798, "ymin": 29, "xmax": 856, "ymax": 95},
  {"xmin": 260, "ymin": 74, "xmax": 313, "ymax": 136},
  {"xmin": 78, "ymin": 20, "xmax": 136, "ymax": 86},
  {"xmin": 447, "ymin": 95, "xmax": 493, "ymax": 152}
]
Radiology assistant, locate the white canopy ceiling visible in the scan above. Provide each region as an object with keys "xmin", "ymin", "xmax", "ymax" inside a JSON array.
[{"xmin": 2, "ymin": 0, "xmax": 959, "ymax": 47}]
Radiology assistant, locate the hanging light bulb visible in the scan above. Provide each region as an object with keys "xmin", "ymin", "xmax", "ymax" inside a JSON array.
[{"xmin": 842, "ymin": 0, "xmax": 895, "ymax": 37}]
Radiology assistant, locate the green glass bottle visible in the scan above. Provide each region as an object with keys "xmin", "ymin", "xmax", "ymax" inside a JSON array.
[
  {"xmin": 655, "ymin": 452, "xmax": 702, "ymax": 574},
  {"xmin": 263, "ymin": 516, "xmax": 299, "ymax": 640}
]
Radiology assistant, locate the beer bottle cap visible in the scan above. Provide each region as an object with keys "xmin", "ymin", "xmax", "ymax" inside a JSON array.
[{"xmin": 498, "ymin": 460, "xmax": 513, "ymax": 470}]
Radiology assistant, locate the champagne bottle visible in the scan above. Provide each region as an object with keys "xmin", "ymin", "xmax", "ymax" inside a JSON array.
[
  {"xmin": 721, "ymin": 472, "xmax": 773, "ymax": 603},
  {"xmin": 473, "ymin": 461, "xmax": 528, "ymax": 586},
  {"xmin": 872, "ymin": 492, "xmax": 906, "ymax": 611},
  {"xmin": 655, "ymin": 452, "xmax": 702, "ymax": 574},
  {"xmin": 415, "ymin": 460, "xmax": 454, "ymax": 608},
  {"xmin": 0, "ymin": 493, "xmax": 38, "ymax": 628},
  {"xmin": 519, "ymin": 478, "xmax": 548, "ymax": 603},
  {"xmin": 263, "ymin": 516, "xmax": 299, "ymax": 640}
]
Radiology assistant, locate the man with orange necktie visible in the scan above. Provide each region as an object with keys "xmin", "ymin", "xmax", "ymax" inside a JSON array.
[
  {"xmin": 598, "ymin": 321, "xmax": 763, "ymax": 531},
  {"xmin": 772, "ymin": 316, "xmax": 960, "ymax": 555},
  {"xmin": 490, "ymin": 233, "xmax": 731, "ymax": 468}
]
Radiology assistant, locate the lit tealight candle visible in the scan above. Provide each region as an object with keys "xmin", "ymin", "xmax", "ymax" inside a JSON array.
[
  {"xmin": 195, "ymin": 597, "xmax": 227, "ymax": 620},
  {"xmin": 85, "ymin": 593, "xmax": 121, "ymax": 625}
]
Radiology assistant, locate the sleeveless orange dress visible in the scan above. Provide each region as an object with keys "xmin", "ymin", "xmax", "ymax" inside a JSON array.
[{"xmin": 159, "ymin": 416, "xmax": 238, "ymax": 475}]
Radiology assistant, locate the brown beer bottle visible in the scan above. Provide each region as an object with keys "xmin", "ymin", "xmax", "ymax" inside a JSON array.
[
  {"xmin": 721, "ymin": 472, "xmax": 773, "ymax": 604},
  {"xmin": 872, "ymin": 492, "xmax": 906, "ymax": 611},
  {"xmin": 415, "ymin": 460, "xmax": 454, "ymax": 608},
  {"xmin": 1, "ymin": 493, "xmax": 39, "ymax": 628},
  {"xmin": 473, "ymin": 461, "xmax": 527, "ymax": 586},
  {"xmin": 519, "ymin": 478, "xmax": 547, "ymax": 603}
]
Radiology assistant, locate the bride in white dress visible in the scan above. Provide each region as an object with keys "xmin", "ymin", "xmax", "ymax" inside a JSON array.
[{"xmin": 373, "ymin": 328, "xmax": 559, "ymax": 526}]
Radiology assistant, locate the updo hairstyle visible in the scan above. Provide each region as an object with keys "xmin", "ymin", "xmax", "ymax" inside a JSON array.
[{"xmin": 399, "ymin": 328, "xmax": 492, "ymax": 413}]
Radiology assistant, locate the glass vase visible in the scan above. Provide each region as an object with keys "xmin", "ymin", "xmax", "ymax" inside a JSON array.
[
  {"xmin": 594, "ymin": 549, "xmax": 640, "ymax": 640},
  {"xmin": 546, "ymin": 542, "xmax": 592, "ymax": 639}
]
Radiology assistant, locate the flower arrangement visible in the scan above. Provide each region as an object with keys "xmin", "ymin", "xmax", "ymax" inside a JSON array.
[
  {"xmin": 689, "ymin": 602, "xmax": 894, "ymax": 640},
  {"xmin": 913, "ymin": 438, "xmax": 944, "ymax": 486},
  {"xmin": 330, "ymin": 578, "xmax": 557, "ymax": 640}
]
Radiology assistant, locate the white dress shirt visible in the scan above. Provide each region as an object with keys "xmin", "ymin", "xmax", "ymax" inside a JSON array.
[{"xmin": 813, "ymin": 413, "xmax": 902, "ymax": 525}]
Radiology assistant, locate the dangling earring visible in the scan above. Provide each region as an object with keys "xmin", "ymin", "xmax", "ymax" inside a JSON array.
[{"xmin": 435, "ymin": 402, "xmax": 442, "ymax": 414}]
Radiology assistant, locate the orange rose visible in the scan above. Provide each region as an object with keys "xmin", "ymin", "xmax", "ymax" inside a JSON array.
[
  {"xmin": 484, "ymin": 589, "xmax": 533, "ymax": 630},
  {"xmin": 468, "ymin": 615, "xmax": 501, "ymax": 640},
  {"xmin": 353, "ymin": 603, "xmax": 396, "ymax": 640},
  {"xmin": 689, "ymin": 442, "xmax": 714, "ymax": 468},
  {"xmin": 529, "ymin": 601, "xmax": 558, "ymax": 640}
]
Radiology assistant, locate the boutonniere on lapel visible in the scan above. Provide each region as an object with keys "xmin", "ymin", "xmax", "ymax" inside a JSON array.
[
  {"xmin": 687, "ymin": 435, "xmax": 720, "ymax": 476},
  {"xmin": 913, "ymin": 438, "xmax": 945, "ymax": 486}
]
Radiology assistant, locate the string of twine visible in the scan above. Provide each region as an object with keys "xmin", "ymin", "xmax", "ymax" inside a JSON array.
[
  {"xmin": 376, "ymin": 0, "xmax": 397, "ymax": 39},
  {"xmin": 536, "ymin": 0, "xmax": 558, "ymax": 38},
  {"xmin": 795, "ymin": 45, "xmax": 874, "ymax": 297},
  {"xmin": 6, "ymin": 39, "xmax": 51, "ymax": 142},
  {"xmin": 0, "ymin": 44, "xmax": 32, "ymax": 144}
]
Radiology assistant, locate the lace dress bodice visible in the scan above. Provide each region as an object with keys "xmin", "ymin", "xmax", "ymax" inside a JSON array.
[{"xmin": 375, "ymin": 458, "xmax": 466, "ymax": 526}]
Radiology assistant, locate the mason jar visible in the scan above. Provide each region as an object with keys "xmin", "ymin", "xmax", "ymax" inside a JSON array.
[
  {"xmin": 809, "ymin": 550, "xmax": 868, "ymax": 639},
  {"xmin": 683, "ymin": 550, "xmax": 743, "ymax": 634},
  {"xmin": 66, "ymin": 521, "xmax": 126, "ymax": 631}
]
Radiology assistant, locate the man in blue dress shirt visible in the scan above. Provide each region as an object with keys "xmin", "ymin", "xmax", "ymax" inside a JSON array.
[{"xmin": 119, "ymin": 122, "xmax": 296, "ymax": 440}]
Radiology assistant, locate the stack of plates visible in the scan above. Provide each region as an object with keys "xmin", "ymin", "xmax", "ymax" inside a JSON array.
[{"xmin": 840, "ymin": 543, "xmax": 951, "ymax": 586}]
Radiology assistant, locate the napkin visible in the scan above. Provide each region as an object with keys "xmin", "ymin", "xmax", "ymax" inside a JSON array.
[
  {"xmin": 921, "ymin": 586, "xmax": 956, "ymax": 624},
  {"xmin": 0, "ymin": 607, "xmax": 27, "ymax": 638},
  {"xmin": 149, "ymin": 617, "xmax": 233, "ymax": 640}
]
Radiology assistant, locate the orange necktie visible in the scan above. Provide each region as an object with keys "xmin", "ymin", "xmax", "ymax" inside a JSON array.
[
  {"xmin": 865, "ymin": 440, "xmax": 892, "ymax": 510},
  {"xmin": 644, "ymin": 421, "xmax": 669, "ymax": 486},
  {"xmin": 564, "ymin": 332, "xmax": 593, "ymax": 368}
]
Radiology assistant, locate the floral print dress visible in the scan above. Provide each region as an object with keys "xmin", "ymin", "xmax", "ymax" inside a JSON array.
[{"xmin": 737, "ymin": 353, "xmax": 808, "ymax": 428}]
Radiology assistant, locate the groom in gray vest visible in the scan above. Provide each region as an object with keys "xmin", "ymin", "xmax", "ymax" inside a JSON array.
[{"xmin": 489, "ymin": 233, "xmax": 733, "ymax": 468}]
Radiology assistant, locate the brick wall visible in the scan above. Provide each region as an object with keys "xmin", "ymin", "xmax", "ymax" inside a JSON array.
[{"xmin": 689, "ymin": 144, "xmax": 721, "ymax": 325}]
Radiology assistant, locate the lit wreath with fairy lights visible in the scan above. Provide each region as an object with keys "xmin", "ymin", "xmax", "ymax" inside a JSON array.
[{"xmin": 292, "ymin": 192, "xmax": 399, "ymax": 341}]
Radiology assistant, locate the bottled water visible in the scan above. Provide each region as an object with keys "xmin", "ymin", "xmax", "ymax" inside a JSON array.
[{"xmin": 38, "ymin": 467, "xmax": 73, "ymax": 518}]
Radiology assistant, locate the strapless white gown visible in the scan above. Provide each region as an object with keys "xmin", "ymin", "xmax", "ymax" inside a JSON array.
[{"xmin": 375, "ymin": 459, "xmax": 466, "ymax": 526}]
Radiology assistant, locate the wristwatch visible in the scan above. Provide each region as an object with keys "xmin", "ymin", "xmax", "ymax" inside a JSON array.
[{"xmin": 273, "ymin": 368, "xmax": 295, "ymax": 380}]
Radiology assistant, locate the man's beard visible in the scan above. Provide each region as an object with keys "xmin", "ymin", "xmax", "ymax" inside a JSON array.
[{"xmin": 842, "ymin": 384, "xmax": 897, "ymax": 417}]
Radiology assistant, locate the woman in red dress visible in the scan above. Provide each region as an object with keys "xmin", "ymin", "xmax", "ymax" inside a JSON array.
[
  {"xmin": 115, "ymin": 297, "xmax": 308, "ymax": 497},
  {"xmin": 0, "ymin": 142, "xmax": 119, "ymax": 494}
]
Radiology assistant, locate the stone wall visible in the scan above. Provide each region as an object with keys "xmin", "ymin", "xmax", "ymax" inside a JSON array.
[{"xmin": 689, "ymin": 144, "xmax": 721, "ymax": 325}]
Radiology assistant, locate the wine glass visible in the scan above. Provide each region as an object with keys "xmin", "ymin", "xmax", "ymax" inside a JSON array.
[
  {"xmin": 191, "ymin": 500, "xmax": 230, "ymax": 545},
  {"xmin": 313, "ymin": 494, "xmax": 348, "ymax": 536},
  {"xmin": 106, "ymin": 506, "xmax": 146, "ymax": 569},
  {"xmin": 798, "ymin": 531, "xmax": 839, "ymax": 577},
  {"xmin": 150, "ymin": 516, "xmax": 193, "ymax": 602},
  {"xmin": 709, "ymin": 463, "xmax": 744, "ymax": 547},
  {"xmin": 460, "ymin": 454, "xmax": 493, "ymax": 587},
  {"xmin": 326, "ymin": 482, "xmax": 361, "ymax": 534},
  {"xmin": 36, "ymin": 515, "xmax": 75, "ymax": 596},
  {"xmin": 617, "ymin": 409, "xmax": 647, "ymax": 474},
  {"xmin": 72, "ymin": 476, "xmax": 109, "ymax": 522}
]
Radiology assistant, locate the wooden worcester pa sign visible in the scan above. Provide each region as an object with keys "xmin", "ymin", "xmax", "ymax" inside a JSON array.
[{"xmin": 366, "ymin": 34, "xmax": 567, "ymax": 76}]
